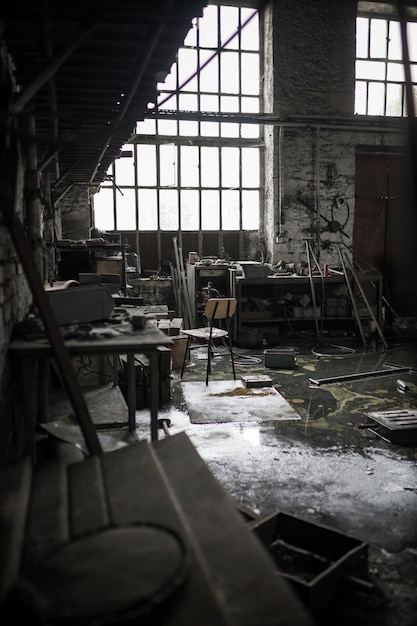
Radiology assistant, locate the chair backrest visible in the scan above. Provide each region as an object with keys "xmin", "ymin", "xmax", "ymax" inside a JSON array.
[{"xmin": 204, "ymin": 297, "xmax": 237, "ymax": 320}]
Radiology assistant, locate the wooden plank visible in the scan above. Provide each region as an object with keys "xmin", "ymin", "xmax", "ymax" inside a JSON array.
[
  {"xmin": 100, "ymin": 441, "xmax": 232, "ymax": 625},
  {"xmin": 68, "ymin": 456, "xmax": 110, "ymax": 537},
  {"xmin": 154, "ymin": 433, "xmax": 313, "ymax": 626},
  {"xmin": 22, "ymin": 459, "xmax": 70, "ymax": 573},
  {"xmin": 0, "ymin": 458, "xmax": 32, "ymax": 602}
]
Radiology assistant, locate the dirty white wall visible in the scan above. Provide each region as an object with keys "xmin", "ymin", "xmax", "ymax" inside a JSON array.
[{"xmin": 262, "ymin": 0, "xmax": 407, "ymax": 268}]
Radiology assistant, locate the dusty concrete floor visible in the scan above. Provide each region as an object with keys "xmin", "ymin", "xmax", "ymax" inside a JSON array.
[{"xmin": 134, "ymin": 333, "xmax": 417, "ymax": 626}]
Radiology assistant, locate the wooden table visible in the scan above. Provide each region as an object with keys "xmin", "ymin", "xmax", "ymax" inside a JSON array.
[{"xmin": 9, "ymin": 323, "xmax": 172, "ymax": 453}]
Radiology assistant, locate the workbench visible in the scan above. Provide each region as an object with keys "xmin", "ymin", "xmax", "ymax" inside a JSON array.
[
  {"xmin": 234, "ymin": 271, "xmax": 383, "ymax": 340},
  {"xmin": 9, "ymin": 323, "xmax": 172, "ymax": 457}
]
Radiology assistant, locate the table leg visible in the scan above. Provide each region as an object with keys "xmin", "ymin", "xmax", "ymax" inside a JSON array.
[
  {"xmin": 38, "ymin": 358, "xmax": 50, "ymax": 423},
  {"xmin": 149, "ymin": 352, "xmax": 159, "ymax": 441},
  {"xmin": 21, "ymin": 355, "xmax": 38, "ymax": 460},
  {"xmin": 112, "ymin": 355, "xmax": 119, "ymax": 386},
  {"xmin": 127, "ymin": 353, "xmax": 136, "ymax": 432}
]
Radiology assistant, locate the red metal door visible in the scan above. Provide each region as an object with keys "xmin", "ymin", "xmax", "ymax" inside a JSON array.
[{"xmin": 354, "ymin": 152, "xmax": 417, "ymax": 317}]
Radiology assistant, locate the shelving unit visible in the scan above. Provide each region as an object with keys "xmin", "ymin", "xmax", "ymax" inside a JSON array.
[
  {"xmin": 233, "ymin": 271, "xmax": 383, "ymax": 341},
  {"xmin": 55, "ymin": 242, "xmax": 128, "ymax": 295}
]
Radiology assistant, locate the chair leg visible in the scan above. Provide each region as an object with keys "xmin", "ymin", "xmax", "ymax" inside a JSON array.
[
  {"xmin": 206, "ymin": 322, "xmax": 215, "ymax": 386},
  {"xmin": 180, "ymin": 336, "xmax": 191, "ymax": 379},
  {"xmin": 206, "ymin": 339, "xmax": 211, "ymax": 385},
  {"xmin": 226, "ymin": 320, "xmax": 236, "ymax": 380},
  {"xmin": 228, "ymin": 337, "xmax": 236, "ymax": 380}
]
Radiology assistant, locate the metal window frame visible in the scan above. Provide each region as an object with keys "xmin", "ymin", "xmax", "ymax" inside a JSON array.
[
  {"xmin": 105, "ymin": 4, "xmax": 261, "ymax": 235},
  {"xmin": 356, "ymin": 13, "xmax": 417, "ymax": 116}
]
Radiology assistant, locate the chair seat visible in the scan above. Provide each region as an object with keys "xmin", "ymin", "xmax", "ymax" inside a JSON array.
[
  {"xmin": 182, "ymin": 327, "xmax": 228, "ymax": 341},
  {"xmin": 180, "ymin": 298, "xmax": 237, "ymax": 385}
]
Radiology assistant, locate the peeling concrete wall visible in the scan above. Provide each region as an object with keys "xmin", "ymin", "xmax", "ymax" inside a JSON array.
[
  {"xmin": 60, "ymin": 186, "xmax": 92, "ymax": 241},
  {"xmin": 273, "ymin": 0, "xmax": 356, "ymax": 117},
  {"xmin": 273, "ymin": 126, "xmax": 406, "ymax": 267}
]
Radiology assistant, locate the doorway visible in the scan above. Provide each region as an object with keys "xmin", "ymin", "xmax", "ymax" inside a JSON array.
[{"xmin": 353, "ymin": 150, "xmax": 417, "ymax": 318}]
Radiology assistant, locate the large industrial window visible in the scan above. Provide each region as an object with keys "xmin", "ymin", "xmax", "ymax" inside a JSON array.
[
  {"xmin": 94, "ymin": 4, "xmax": 260, "ymax": 232},
  {"xmin": 355, "ymin": 14, "xmax": 417, "ymax": 115}
]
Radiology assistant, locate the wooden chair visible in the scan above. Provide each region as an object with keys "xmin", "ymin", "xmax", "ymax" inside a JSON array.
[{"xmin": 180, "ymin": 298, "xmax": 237, "ymax": 385}]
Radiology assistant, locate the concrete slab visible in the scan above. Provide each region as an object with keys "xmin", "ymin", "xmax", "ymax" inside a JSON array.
[{"xmin": 180, "ymin": 380, "xmax": 302, "ymax": 423}]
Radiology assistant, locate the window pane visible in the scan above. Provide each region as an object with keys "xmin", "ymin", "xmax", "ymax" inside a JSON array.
[
  {"xmin": 388, "ymin": 21, "xmax": 402, "ymax": 60},
  {"xmin": 200, "ymin": 50, "xmax": 219, "ymax": 92},
  {"xmin": 355, "ymin": 81, "xmax": 367, "ymax": 114},
  {"xmin": 221, "ymin": 51, "xmax": 239, "ymax": 93},
  {"xmin": 157, "ymin": 91, "xmax": 176, "ymax": 110},
  {"xmin": 157, "ymin": 98, "xmax": 178, "ymax": 133},
  {"xmin": 200, "ymin": 95, "xmax": 220, "ymax": 135},
  {"xmin": 115, "ymin": 188, "xmax": 136, "ymax": 230},
  {"xmin": 201, "ymin": 147, "xmax": 219, "ymax": 186},
  {"xmin": 159, "ymin": 144, "xmax": 177, "ymax": 186},
  {"xmin": 355, "ymin": 60, "xmax": 385, "ymax": 80},
  {"xmin": 179, "ymin": 93, "xmax": 198, "ymax": 112},
  {"xmin": 93, "ymin": 187, "xmax": 114, "ymax": 230},
  {"xmin": 408, "ymin": 22, "xmax": 417, "ymax": 62},
  {"xmin": 184, "ymin": 18, "xmax": 197, "ymax": 47},
  {"xmin": 370, "ymin": 19, "xmax": 387, "ymax": 58},
  {"xmin": 221, "ymin": 95, "xmax": 239, "ymax": 113},
  {"xmin": 220, "ymin": 122, "xmax": 239, "ymax": 138},
  {"xmin": 178, "ymin": 93, "xmax": 199, "ymax": 135},
  {"xmin": 180, "ymin": 146, "xmax": 199, "ymax": 187},
  {"xmin": 241, "ymin": 97, "xmax": 259, "ymax": 138},
  {"xmin": 114, "ymin": 147, "xmax": 135, "ymax": 185},
  {"xmin": 221, "ymin": 147, "xmax": 239, "ymax": 187},
  {"xmin": 157, "ymin": 62, "xmax": 177, "ymax": 90},
  {"xmin": 241, "ymin": 96, "xmax": 259, "ymax": 113},
  {"xmin": 241, "ymin": 53, "xmax": 259, "ymax": 95},
  {"xmin": 137, "ymin": 145, "xmax": 156, "ymax": 186},
  {"xmin": 199, "ymin": 6, "xmax": 218, "ymax": 48},
  {"xmin": 136, "ymin": 118, "xmax": 156, "ymax": 134},
  {"xmin": 222, "ymin": 190, "xmax": 239, "ymax": 229},
  {"xmin": 368, "ymin": 82, "xmax": 385, "ymax": 115},
  {"xmin": 180, "ymin": 190, "xmax": 200, "ymax": 230},
  {"xmin": 220, "ymin": 6, "xmax": 239, "ymax": 49},
  {"xmin": 356, "ymin": 18, "xmax": 369, "ymax": 58},
  {"xmin": 156, "ymin": 117, "xmax": 177, "ymax": 136},
  {"xmin": 241, "ymin": 10, "xmax": 259, "ymax": 51},
  {"xmin": 386, "ymin": 83, "xmax": 403, "ymax": 116},
  {"xmin": 201, "ymin": 120, "xmax": 220, "ymax": 136},
  {"xmin": 178, "ymin": 48, "xmax": 198, "ymax": 91},
  {"xmin": 241, "ymin": 123, "xmax": 259, "ymax": 139},
  {"xmin": 220, "ymin": 97, "xmax": 240, "ymax": 137},
  {"xmin": 387, "ymin": 62, "xmax": 404, "ymax": 82},
  {"xmin": 242, "ymin": 190, "xmax": 259, "ymax": 230},
  {"xmin": 242, "ymin": 148, "xmax": 259, "ymax": 187},
  {"xmin": 200, "ymin": 94, "xmax": 219, "ymax": 111},
  {"xmin": 138, "ymin": 189, "xmax": 158, "ymax": 230},
  {"xmin": 201, "ymin": 190, "xmax": 220, "ymax": 229},
  {"xmin": 160, "ymin": 190, "xmax": 178, "ymax": 230}
]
